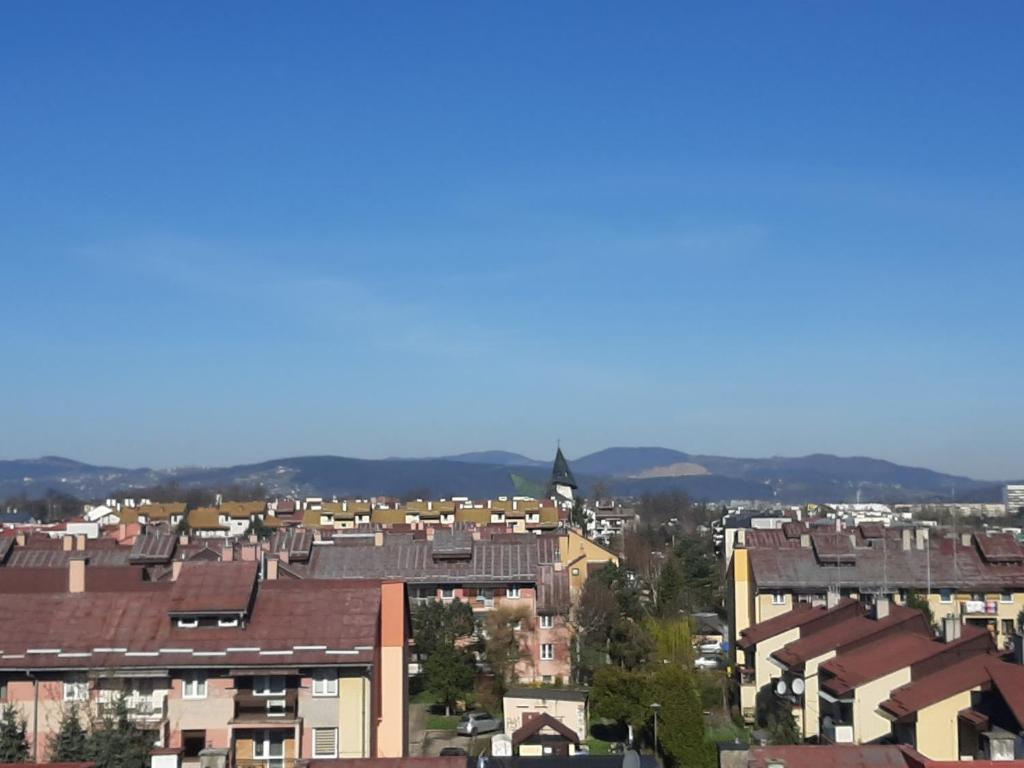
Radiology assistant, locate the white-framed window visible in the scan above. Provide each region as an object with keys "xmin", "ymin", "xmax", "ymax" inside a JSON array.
[
  {"xmin": 177, "ymin": 618, "xmax": 198, "ymax": 628},
  {"xmin": 218, "ymin": 618, "xmax": 239, "ymax": 628},
  {"xmin": 253, "ymin": 675, "xmax": 286, "ymax": 697},
  {"xmin": 64, "ymin": 680, "xmax": 89, "ymax": 701},
  {"xmin": 312, "ymin": 727, "xmax": 339, "ymax": 758},
  {"xmin": 771, "ymin": 592, "xmax": 786, "ymax": 605},
  {"xmin": 541, "ymin": 644, "xmax": 554, "ymax": 661},
  {"xmin": 440, "ymin": 587, "xmax": 454, "ymax": 600},
  {"xmin": 182, "ymin": 672, "xmax": 207, "ymax": 699},
  {"xmin": 507, "ymin": 587, "xmax": 521, "ymax": 599},
  {"xmin": 1001, "ymin": 592, "xmax": 1014, "ymax": 604},
  {"xmin": 539, "ymin": 615, "xmax": 554, "ymax": 629},
  {"xmin": 312, "ymin": 670, "xmax": 338, "ymax": 697},
  {"xmin": 940, "ymin": 588, "xmax": 953, "ymax": 604}
]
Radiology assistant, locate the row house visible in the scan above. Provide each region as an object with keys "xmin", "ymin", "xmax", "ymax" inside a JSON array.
[
  {"xmin": 0, "ymin": 558, "xmax": 409, "ymax": 765},
  {"xmin": 735, "ymin": 591, "xmax": 1024, "ymax": 761},
  {"xmin": 729, "ymin": 524, "xmax": 1024, "ymax": 652},
  {"xmin": 295, "ymin": 500, "xmax": 561, "ymax": 534},
  {"xmin": 275, "ymin": 529, "xmax": 575, "ymax": 684}
]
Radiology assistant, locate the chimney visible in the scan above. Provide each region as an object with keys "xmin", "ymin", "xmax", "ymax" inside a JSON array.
[
  {"xmin": 279, "ymin": 550, "xmax": 290, "ymax": 564},
  {"xmin": 75, "ymin": 533, "xmax": 87, "ymax": 551},
  {"xmin": 875, "ymin": 596, "xmax": 890, "ymax": 620},
  {"xmin": 826, "ymin": 589, "xmax": 840, "ymax": 609},
  {"xmin": 266, "ymin": 555, "xmax": 279, "ymax": 581},
  {"xmin": 800, "ymin": 534, "xmax": 811, "ymax": 549},
  {"xmin": 118, "ymin": 523, "xmax": 128, "ymax": 540},
  {"xmin": 915, "ymin": 528, "xmax": 927, "ymax": 550},
  {"xmin": 426, "ymin": 527, "xmax": 436, "ymax": 541},
  {"xmin": 374, "ymin": 532, "xmax": 384, "ymax": 547},
  {"xmin": 171, "ymin": 560, "xmax": 183, "ymax": 581},
  {"xmin": 68, "ymin": 555, "xmax": 87, "ymax": 594},
  {"xmin": 241, "ymin": 545, "xmax": 257, "ymax": 562},
  {"xmin": 15, "ymin": 532, "xmax": 25, "ymax": 546},
  {"xmin": 62, "ymin": 535, "xmax": 74, "ymax": 552},
  {"xmin": 221, "ymin": 545, "xmax": 234, "ymax": 562},
  {"xmin": 943, "ymin": 616, "xmax": 962, "ymax": 643},
  {"xmin": 961, "ymin": 533, "xmax": 972, "ymax": 547},
  {"xmin": 901, "ymin": 528, "xmax": 912, "ymax": 551},
  {"xmin": 179, "ymin": 534, "xmax": 189, "ymax": 546}
]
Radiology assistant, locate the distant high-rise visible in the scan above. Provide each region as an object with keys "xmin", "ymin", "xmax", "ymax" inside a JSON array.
[{"xmin": 1004, "ymin": 484, "xmax": 1024, "ymax": 515}]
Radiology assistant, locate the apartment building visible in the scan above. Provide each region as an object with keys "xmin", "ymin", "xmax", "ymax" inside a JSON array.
[
  {"xmin": 277, "ymin": 528, "xmax": 574, "ymax": 683},
  {"xmin": 729, "ymin": 524, "xmax": 1024, "ymax": 651},
  {"xmin": 0, "ymin": 557, "xmax": 409, "ymax": 764}
]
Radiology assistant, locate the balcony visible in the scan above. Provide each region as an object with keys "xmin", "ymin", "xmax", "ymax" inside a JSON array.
[
  {"xmin": 737, "ymin": 666, "xmax": 755, "ymax": 686},
  {"xmin": 96, "ymin": 695, "xmax": 167, "ymax": 723},
  {"xmin": 232, "ymin": 690, "xmax": 299, "ymax": 723}
]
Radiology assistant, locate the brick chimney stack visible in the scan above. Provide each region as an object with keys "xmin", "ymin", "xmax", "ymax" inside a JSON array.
[{"xmin": 69, "ymin": 555, "xmax": 88, "ymax": 594}]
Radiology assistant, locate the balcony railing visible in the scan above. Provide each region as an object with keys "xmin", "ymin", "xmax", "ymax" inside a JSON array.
[
  {"xmin": 235, "ymin": 759, "xmax": 298, "ymax": 768},
  {"xmin": 96, "ymin": 696, "xmax": 167, "ymax": 721},
  {"xmin": 233, "ymin": 690, "xmax": 299, "ymax": 722}
]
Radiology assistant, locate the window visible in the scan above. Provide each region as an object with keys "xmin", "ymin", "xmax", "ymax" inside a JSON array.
[
  {"xmin": 177, "ymin": 618, "xmax": 198, "ymax": 628},
  {"xmin": 218, "ymin": 618, "xmax": 239, "ymax": 628},
  {"xmin": 940, "ymin": 589, "xmax": 953, "ymax": 604},
  {"xmin": 254, "ymin": 675, "xmax": 286, "ymax": 696},
  {"xmin": 440, "ymin": 587, "xmax": 454, "ymax": 600},
  {"xmin": 507, "ymin": 587, "xmax": 521, "ymax": 599},
  {"xmin": 771, "ymin": 592, "xmax": 786, "ymax": 605},
  {"xmin": 1001, "ymin": 592, "xmax": 1014, "ymax": 604},
  {"xmin": 182, "ymin": 672, "xmax": 207, "ymax": 699},
  {"xmin": 312, "ymin": 670, "xmax": 338, "ymax": 697},
  {"xmin": 63, "ymin": 680, "xmax": 89, "ymax": 701},
  {"xmin": 540, "ymin": 615, "xmax": 554, "ymax": 629},
  {"xmin": 541, "ymin": 644, "xmax": 554, "ymax": 661},
  {"xmin": 313, "ymin": 728, "xmax": 339, "ymax": 758}
]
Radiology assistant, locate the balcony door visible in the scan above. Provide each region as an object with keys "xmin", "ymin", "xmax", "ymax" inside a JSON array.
[{"xmin": 252, "ymin": 730, "xmax": 286, "ymax": 768}]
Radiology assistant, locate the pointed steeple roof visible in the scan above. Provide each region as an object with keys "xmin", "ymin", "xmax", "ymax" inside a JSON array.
[{"xmin": 550, "ymin": 446, "xmax": 577, "ymax": 490}]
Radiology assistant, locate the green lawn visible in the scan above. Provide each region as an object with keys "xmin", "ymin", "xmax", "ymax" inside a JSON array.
[
  {"xmin": 583, "ymin": 739, "xmax": 613, "ymax": 755},
  {"xmin": 425, "ymin": 713, "xmax": 460, "ymax": 731}
]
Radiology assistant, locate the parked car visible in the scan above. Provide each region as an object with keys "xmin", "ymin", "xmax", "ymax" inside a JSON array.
[
  {"xmin": 698, "ymin": 641, "xmax": 722, "ymax": 655},
  {"xmin": 694, "ymin": 655, "xmax": 720, "ymax": 670},
  {"xmin": 457, "ymin": 711, "xmax": 501, "ymax": 735},
  {"xmin": 440, "ymin": 748, "xmax": 468, "ymax": 756}
]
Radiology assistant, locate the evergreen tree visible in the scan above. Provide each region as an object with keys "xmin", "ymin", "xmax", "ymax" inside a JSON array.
[
  {"xmin": 0, "ymin": 704, "xmax": 29, "ymax": 763},
  {"xmin": 50, "ymin": 703, "xmax": 88, "ymax": 762},
  {"xmin": 655, "ymin": 554, "xmax": 685, "ymax": 618},
  {"xmin": 87, "ymin": 696, "xmax": 154, "ymax": 768},
  {"xmin": 412, "ymin": 599, "xmax": 475, "ymax": 658},
  {"xmin": 423, "ymin": 643, "xmax": 476, "ymax": 716},
  {"xmin": 651, "ymin": 665, "xmax": 714, "ymax": 768}
]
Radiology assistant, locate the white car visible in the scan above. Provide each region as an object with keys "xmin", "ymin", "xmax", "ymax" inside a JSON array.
[
  {"xmin": 694, "ymin": 655, "xmax": 720, "ymax": 670},
  {"xmin": 698, "ymin": 641, "xmax": 722, "ymax": 655}
]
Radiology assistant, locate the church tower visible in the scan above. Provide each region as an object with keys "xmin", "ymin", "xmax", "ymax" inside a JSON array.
[{"xmin": 548, "ymin": 446, "xmax": 578, "ymax": 504}]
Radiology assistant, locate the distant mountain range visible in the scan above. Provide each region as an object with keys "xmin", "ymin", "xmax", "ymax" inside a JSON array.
[{"xmin": 0, "ymin": 448, "xmax": 1013, "ymax": 505}]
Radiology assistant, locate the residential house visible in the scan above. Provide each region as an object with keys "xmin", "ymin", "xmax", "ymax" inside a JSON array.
[{"xmin": 502, "ymin": 688, "xmax": 588, "ymax": 743}]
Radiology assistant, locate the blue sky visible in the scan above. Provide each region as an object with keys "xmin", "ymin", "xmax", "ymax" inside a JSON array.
[{"xmin": 1, "ymin": 2, "xmax": 1022, "ymax": 479}]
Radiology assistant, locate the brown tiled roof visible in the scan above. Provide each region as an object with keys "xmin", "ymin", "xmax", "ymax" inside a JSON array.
[
  {"xmin": 268, "ymin": 528, "xmax": 314, "ymax": 562},
  {"xmin": 880, "ymin": 654, "xmax": 1003, "ymax": 719},
  {"xmin": 5, "ymin": 546, "xmax": 134, "ymax": 568},
  {"xmin": 746, "ymin": 745, "xmax": 916, "ymax": 768},
  {"xmin": 536, "ymin": 565, "xmax": 570, "ymax": 615},
  {"xmin": 737, "ymin": 600, "xmax": 855, "ymax": 651},
  {"xmin": 772, "ymin": 604, "xmax": 931, "ymax": 670},
  {"xmin": 0, "ymin": 537, "xmax": 13, "ymax": 564},
  {"xmin": 821, "ymin": 625, "xmax": 993, "ymax": 697},
  {"xmin": 129, "ymin": 532, "xmax": 177, "ymax": 564},
  {"xmin": 511, "ymin": 712, "xmax": 580, "ymax": 747},
  {"xmin": 746, "ymin": 528, "xmax": 1024, "ymax": 591},
  {"xmin": 0, "ymin": 577, "xmax": 381, "ymax": 670},
  {"xmin": 168, "ymin": 561, "xmax": 259, "ymax": 615},
  {"xmin": 288, "ymin": 534, "xmax": 560, "ymax": 585},
  {"xmin": 0, "ymin": 566, "xmax": 150, "ymax": 593}
]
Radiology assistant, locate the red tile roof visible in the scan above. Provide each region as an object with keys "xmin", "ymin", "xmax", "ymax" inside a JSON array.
[
  {"xmin": 168, "ymin": 560, "xmax": 259, "ymax": 615},
  {"xmin": 738, "ymin": 598, "xmax": 861, "ymax": 651},
  {"xmin": 879, "ymin": 654, "xmax": 1005, "ymax": 719},
  {"xmin": 746, "ymin": 745, "xmax": 915, "ymax": 768}
]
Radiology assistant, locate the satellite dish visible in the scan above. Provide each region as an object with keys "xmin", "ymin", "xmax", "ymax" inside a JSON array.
[
  {"xmin": 775, "ymin": 679, "xmax": 788, "ymax": 696},
  {"xmin": 792, "ymin": 678, "xmax": 805, "ymax": 696},
  {"xmin": 622, "ymin": 750, "xmax": 641, "ymax": 768}
]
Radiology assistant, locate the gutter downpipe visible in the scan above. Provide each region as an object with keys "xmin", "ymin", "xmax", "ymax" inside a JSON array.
[{"xmin": 25, "ymin": 670, "xmax": 39, "ymax": 762}]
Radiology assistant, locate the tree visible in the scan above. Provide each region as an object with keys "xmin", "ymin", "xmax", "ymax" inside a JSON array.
[
  {"xmin": 572, "ymin": 577, "xmax": 618, "ymax": 683},
  {"xmin": 412, "ymin": 599, "xmax": 475, "ymax": 658},
  {"xmin": 608, "ymin": 618, "xmax": 653, "ymax": 670},
  {"xmin": 654, "ymin": 554, "xmax": 685, "ymax": 618},
  {"xmin": 0, "ymin": 704, "xmax": 29, "ymax": 763},
  {"xmin": 244, "ymin": 516, "xmax": 271, "ymax": 540},
  {"xmin": 482, "ymin": 605, "xmax": 530, "ymax": 693},
  {"xmin": 907, "ymin": 591, "xmax": 935, "ymax": 627},
  {"xmin": 423, "ymin": 643, "xmax": 476, "ymax": 716},
  {"xmin": 755, "ymin": 688, "xmax": 800, "ymax": 745},
  {"xmin": 590, "ymin": 666, "xmax": 651, "ymax": 734},
  {"xmin": 50, "ymin": 703, "xmax": 88, "ymax": 762},
  {"xmin": 86, "ymin": 696, "xmax": 154, "ymax": 768},
  {"xmin": 645, "ymin": 615, "xmax": 693, "ymax": 667},
  {"xmin": 650, "ymin": 665, "xmax": 714, "ymax": 768},
  {"xmin": 570, "ymin": 498, "xmax": 588, "ymax": 530}
]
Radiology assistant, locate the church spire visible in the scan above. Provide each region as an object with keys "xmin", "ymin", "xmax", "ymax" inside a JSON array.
[{"xmin": 549, "ymin": 446, "xmax": 577, "ymax": 502}]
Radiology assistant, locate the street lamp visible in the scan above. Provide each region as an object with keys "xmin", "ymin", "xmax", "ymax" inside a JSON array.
[{"xmin": 649, "ymin": 702, "xmax": 661, "ymax": 752}]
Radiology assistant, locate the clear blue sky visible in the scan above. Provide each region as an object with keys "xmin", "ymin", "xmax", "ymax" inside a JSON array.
[{"xmin": 2, "ymin": 2, "xmax": 1022, "ymax": 479}]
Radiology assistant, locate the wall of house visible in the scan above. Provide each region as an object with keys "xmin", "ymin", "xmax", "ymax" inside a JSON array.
[
  {"xmin": 924, "ymin": 591, "xmax": 1024, "ymax": 649},
  {"xmin": 754, "ymin": 628, "xmax": 801, "ymax": 693},
  {"xmin": 503, "ymin": 698, "xmax": 587, "ymax": 741},
  {"xmin": 852, "ymin": 668, "xmax": 911, "ymax": 744},
  {"xmin": 755, "ymin": 591, "xmax": 792, "ymax": 625},
  {"xmin": 166, "ymin": 674, "xmax": 234, "ymax": 751},
  {"xmin": 800, "ymin": 650, "xmax": 836, "ymax": 741},
  {"xmin": 560, "ymin": 530, "xmax": 618, "ymax": 598},
  {"xmin": 914, "ymin": 688, "xmax": 974, "ymax": 761},
  {"xmin": 375, "ymin": 581, "xmax": 407, "ymax": 758},
  {"xmin": 5, "ymin": 677, "xmax": 67, "ymax": 759},
  {"xmin": 730, "ymin": 549, "xmax": 752, "ymax": 647}
]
